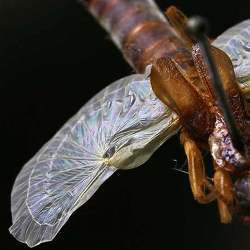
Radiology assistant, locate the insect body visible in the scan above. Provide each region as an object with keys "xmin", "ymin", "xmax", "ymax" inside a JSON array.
[{"xmin": 9, "ymin": 0, "xmax": 250, "ymax": 247}]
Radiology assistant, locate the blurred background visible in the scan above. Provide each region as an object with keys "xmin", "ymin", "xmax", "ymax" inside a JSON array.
[{"xmin": 0, "ymin": 0, "xmax": 250, "ymax": 249}]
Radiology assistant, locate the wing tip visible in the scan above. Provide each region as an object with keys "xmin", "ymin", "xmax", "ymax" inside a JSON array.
[
  {"xmin": 9, "ymin": 225, "xmax": 41, "ymax": 248},
  {"xmin": 9, "ymin": 212, "xmax": 57, "ymax": 248}
]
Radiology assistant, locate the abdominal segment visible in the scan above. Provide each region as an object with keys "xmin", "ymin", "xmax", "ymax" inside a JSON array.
[{"xmin": 83, "ymin": 0, "xmax": 187, "ymax": 72}]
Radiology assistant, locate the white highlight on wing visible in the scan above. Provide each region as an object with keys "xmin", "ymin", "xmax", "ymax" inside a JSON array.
[
  {"xmin": 9, "ymin": 66, "xmax": 179, "ymax": 247},
  {"xmin": 213, "ymin": 19, "xmax": 250, "ymax": 88}
]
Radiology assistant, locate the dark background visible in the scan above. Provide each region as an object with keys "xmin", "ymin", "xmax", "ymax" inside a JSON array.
[{"xmin": 0, "ymin": 0, "xmax": 250, "ymax": 249}]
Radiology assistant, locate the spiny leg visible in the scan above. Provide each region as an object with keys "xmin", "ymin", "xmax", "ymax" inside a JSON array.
[
  {"xmin": 213, "ymin": 163, "xmax": 234, "ymax": 223},
  {"xmin": 180, "ymin": 129, "xmax": 217, "ymax": 204}
]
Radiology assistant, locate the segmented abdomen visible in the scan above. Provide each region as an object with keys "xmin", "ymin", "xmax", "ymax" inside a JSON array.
[{"xmin": 81, "ymin": 0, "xmax": 186, "ymax": 72}]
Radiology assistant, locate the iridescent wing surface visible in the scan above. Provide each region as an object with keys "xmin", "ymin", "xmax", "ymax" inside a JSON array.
[
  {"xmin": 213, "ymin": 19, "xmax": 250, "ymax": 94},
  {"xmin": 9, "ymin": 66, "xmax": 179, "ymax": 247},
  {"xmin": 9, "ymin": 19, "xmax": 250, "ymax": 248}
]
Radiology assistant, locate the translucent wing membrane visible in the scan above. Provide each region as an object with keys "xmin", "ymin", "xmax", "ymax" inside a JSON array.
[
  {"xmin": 10, "ymin": 18, "xmax": 250, "ymax": 248},
  {"xmin": 9, "ymin": 66, "xmax": 180, "ymax": 247},
  {"xmin": 213, "ymin": 19, "xmax": 250, "ymax": 93}
]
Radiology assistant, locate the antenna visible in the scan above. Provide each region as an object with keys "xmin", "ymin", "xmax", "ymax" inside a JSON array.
[{"xmin": 186, "ymin": 16, "xmax": 244, "ymax": 152}]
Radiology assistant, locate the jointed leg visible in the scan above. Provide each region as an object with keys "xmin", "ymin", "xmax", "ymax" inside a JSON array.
[
  {"xmin": 213, "ymin": 165, "xmax": 234, "ymax": 223},
  {"xmin": 180, "ymin": 129, "xmax": 217, "ymax": 204},
  {"xmin": 180, "ymin": 128, "xmax": 234, "ymax": 222}
]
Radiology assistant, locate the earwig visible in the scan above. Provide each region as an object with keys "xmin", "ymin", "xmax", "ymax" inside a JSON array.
[{"xmin": 9, "ymin": 0, "xmax": 250, "ymax": 247}]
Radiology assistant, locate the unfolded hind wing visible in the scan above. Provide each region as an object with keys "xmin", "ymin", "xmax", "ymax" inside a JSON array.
[{"xmin": 9, "ymin": 66, "xmax": 180, "ymax": 247}]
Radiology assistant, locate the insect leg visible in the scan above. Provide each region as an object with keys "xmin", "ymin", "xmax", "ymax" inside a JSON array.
[
  {"xmin": 213, "ymin": 165, "xmax": 234, "ymax": 223},
  {"xmin": 151, "ymin": 57, "xmax": 214, "ymax": 140},
  {"xmin": 180, "ymin": 129, "xmax": 217, "ymax": 204},
  {"xmin": 192, "ymin": 44, "xmax": 247, "ymax": 133},
  {"xmin": 165, "ymin": 6, "xmax": 194, "ymax": 48}
]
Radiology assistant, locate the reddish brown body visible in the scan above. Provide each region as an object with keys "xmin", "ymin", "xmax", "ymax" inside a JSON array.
[
  {"xmin": 83, "ymin": 0, "xmax": 246, "ymax": 144},
  {"xmin": 84, "ymin": 0, "xmax": 189, "ymax": 72},
  {"xmin": 82, "ymin": 0, "xmax": 250, "ymax": 223}
]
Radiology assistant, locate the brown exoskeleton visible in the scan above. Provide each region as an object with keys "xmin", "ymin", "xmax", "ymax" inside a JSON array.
[
  {"xmin": 84, "ymin": 0, "xmax": 250, "ymax": 223},
  {"xmin": 151, "ymin": 9, "xmax": 250, "ymax": 223},
  {"xmin": 9, "ymin": 0, "xmax": 250, "ymax": 247}
]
